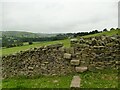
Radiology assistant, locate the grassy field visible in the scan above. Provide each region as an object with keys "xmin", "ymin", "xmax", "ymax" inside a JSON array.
[
  {"xmin": 1, "ymin": 30, "xmax": 119, "ymax": 89},
  {"xmin": 80, "ymin": 30, "xmax": 119, "ymax": 38},
  {"xmin": 2, "ymin": 69, "xmax": 118, "ymax": 88},
  {"xmin": 1, "ymin": 30, "xmax": 119, "ymax": 56},
  {"xmin": 1, "ymin": 39, "xmax": 70, "ymax": 56}
]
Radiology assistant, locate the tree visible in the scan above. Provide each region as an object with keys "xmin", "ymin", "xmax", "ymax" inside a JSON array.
[
  {"xmin": 103, "ymin": 28, "xmax": 107, "ymax": 32},
  {"xmin": 94, "ymin": 30, "xmax": 99, "ymax": 33},
  {"xmin": 110, "ymin": 28, "xmax": 115, "ymax": 31},
  {"xmin": 29, "ymin": 41, "xmax": 33, "ymax": 45}
]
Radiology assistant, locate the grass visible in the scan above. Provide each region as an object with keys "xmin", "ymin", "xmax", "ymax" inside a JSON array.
[
  {"xmin": 1, "ymin": 39, "xmax": 70, "ymax": 56},
  {"xmin": 2, "ymin": 69, "xmax": 118, "ymax": 88},
  {"xmin": 80, "ymin": 30, "xmax": 119, "ymax": 38},
  {"xmin": 79, "ymin": 69, "xmax": 118, "ymax": 88},
  {"xmin": 2, "ymin": 75, "xmax": 73, "ymax": 88}
]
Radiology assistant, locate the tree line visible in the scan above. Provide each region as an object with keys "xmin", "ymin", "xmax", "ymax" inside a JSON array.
[
  {"xmin": 2, "ymin": 28, "xmax": 118, "ymax": 48},
  {"xmin": 2, "ymin": 35, "xmax": 67, "ymax": 48}
]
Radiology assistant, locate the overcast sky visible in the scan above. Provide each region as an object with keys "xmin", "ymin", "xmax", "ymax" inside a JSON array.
[{"xmin": 1, "ymin": 0, "xmax": 119, "ymax": 33}]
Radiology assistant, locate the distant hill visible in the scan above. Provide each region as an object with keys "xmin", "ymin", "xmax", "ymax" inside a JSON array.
[
  {"xmin": 1, "ymin": 31, "xmax": 67, "ymax": 48},
  {"xmin": 81, "ymin": 29, "xmax": 120, "ymax": 38},
  {"xmin": 0, "ymin": 31, "xmax": 57, "ymax": 38}
]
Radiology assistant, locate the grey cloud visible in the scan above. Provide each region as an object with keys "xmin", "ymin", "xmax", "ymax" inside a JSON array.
[{"xmin": 1, "ymin": 0, "xmax": 118, "ymax": 33}]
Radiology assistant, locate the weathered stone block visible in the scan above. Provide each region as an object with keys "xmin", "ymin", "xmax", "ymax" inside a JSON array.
[
  {"xmin": 28, "ymin": 66, "xmax": 33, "ymax": 70},
  {"xmin": 75, "ymin": 66, "xmax": 88, "ymax": 72},
  {"xmin": 66, "ymin": 48, "xmax": 71, "ymax": 53},
  {"xmin": 70, "ymin": 60, "xmax": 80, "ymax": 65},
  {"xmin": 64, "ymin": 53, "xmax": 72, "ymax": 59},
  {"xmin": 69, "ymin": 47, "xmax": 75, "ymax": 54},
  {"xmin": 79, "ymin": 38, "xmax": 85, "ymax": 44},
  {"xmin": 95, "ymin": 67, "xmax": 104, "ymax": 70},
  {"xmin": 70, "ymin": 76, "xmax": 81, "ymax": 88},
  {"xmin": 93, "ymin": 46, "xmax": 105, "ymax": 49},
  {"xmin": 44, "ymin": 62, "xmax": 49, "ymax": 64},
  {"xmin": 70, "ymin": 39, "xmax": 78, "ymax": 43},
  {"xmin": 59, "ymin": 47, "xmax": 65, "ymax": 52},
  {"xmin": 91, "ymin": 38, "xmax": 98, "ymax": 46}
]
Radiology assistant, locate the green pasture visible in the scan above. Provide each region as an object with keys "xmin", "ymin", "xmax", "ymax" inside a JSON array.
[
  {"xmin": 2, "ymin": 69, "xmax": 118, "ymax": 88},
  {"xmin": 1, "ymin": 29, "xmax": 120, "ymax": 56},
  {"xmin": 81, "ymin": 30, "xmax": 119, "ymax": 38},
  {"xmin": 1, "ymin": 39, "xmax": 70, "ymax": 56}
]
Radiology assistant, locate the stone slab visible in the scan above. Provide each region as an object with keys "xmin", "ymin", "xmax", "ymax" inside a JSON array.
[
  {"xmin": 70, "ymin": 76, "xmax": 81, "ymax": 88},
  {"xmin": 70, "ymin": 60, "xmax": 80, "ymax": 65},
  {"xmin": 64, "ymin": 53, "xmax": 72, "ymax": 59},
  {"xmin": 75, "ymin": 66, "xmax": 88, "ymax": 72}
]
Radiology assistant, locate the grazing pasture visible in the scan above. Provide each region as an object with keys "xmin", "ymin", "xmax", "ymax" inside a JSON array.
[
  {"xmin": 81, "ymin": 29, "xmax": 119, "ymax": 38},
  {"xmin": 2, "ymin": 69, "xmax": 118, "ymax": 88},
  {"xmin": 1, "ymin": 39, "xmax": 70, "ymax": 55},
  {"xmin": 1, "ymin": 29, "xmax": 119, "ymax": 89}
]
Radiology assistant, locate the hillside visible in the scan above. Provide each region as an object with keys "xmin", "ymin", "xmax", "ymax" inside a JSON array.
[
  {"xmin": 1, "ymin": 39, "xmax": 70, "ymax": 55},
  {"xmin": 1, "ymin": 29, "xmax": 120, "ymax": 55},
  {"xmin": 80, "ymin": 29, "xmax": 120, "ymax": 38},
  {"xmin": 0, "ymin": 31, "xmax": 57, "ymax": 38},
  {"xmin": 2, "ymin": 34, "xmax": 119, "ymax": 88}
]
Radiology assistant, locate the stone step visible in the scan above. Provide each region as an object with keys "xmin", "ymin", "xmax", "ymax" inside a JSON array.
[
  {"xmin": 75, "ymin": 66, "xmax": 88, "ymax": 73},
  {"xmin": 70, "ymin": 76, "xmax": 81, "ymax": 88},
  {"xmin": 64, "ymin": 53, "xmax": 72, "ymax": 59},
  {"xmin": 70, "ymin": 60, "xmax": 80, "ymax": 65}
]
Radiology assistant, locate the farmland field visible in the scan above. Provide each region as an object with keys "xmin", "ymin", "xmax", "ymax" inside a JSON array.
[
  {"xmin": 1, "ymin": 39, "xmax": 70, "ymax": 56},
  {"xmin": 81, "ymin": 29, "xmax": 119, "ymax": 38}
]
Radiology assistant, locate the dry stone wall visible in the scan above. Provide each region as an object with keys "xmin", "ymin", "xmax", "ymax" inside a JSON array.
[
  {"xmin": 70, "ymin": 35, "xmax": 120, "ymax": 71},
  {"xmin": 2, "ymin": 44, "xmax": 75, "ymax": 78},
  {"xmin": 2, "ymin": 35, "xmax": 120, "ymax": 78}
]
